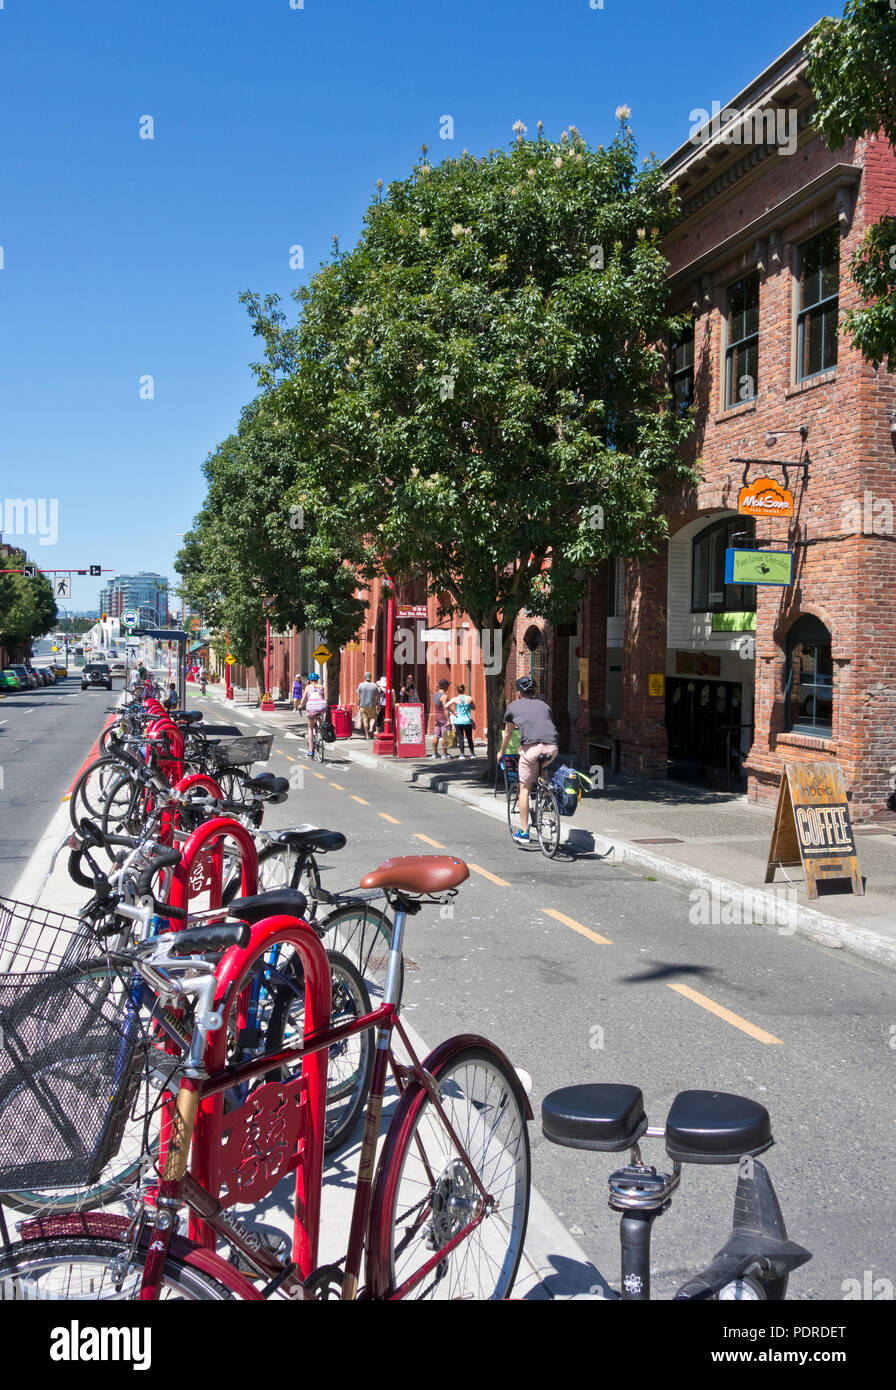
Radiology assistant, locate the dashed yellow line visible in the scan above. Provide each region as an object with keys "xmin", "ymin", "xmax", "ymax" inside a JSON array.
[
  {"xmin": 468, "ymin": 863, "xmax": 510, "ymax": 887},
  {"xmin": 313, "ymin": 772, "xmax": 327, "ymax": 781},
  {"xmin": 351, "ymin": 795, "xmax": 369, "ymax": 805},
  {"xmin": 379, "ymin": 812, "xmax": 401, "ymax": 824},
  {"xmin": 415, "ymin": 833, "xmax": 446, "ymax": 848},
  {"xmin": 329, "ymin": 782, "xmax": 345, "ymax": 790},
  {"xmin": 667, "ymin": 983, "xmax": 782, "ymax": 1044},
  {"xmin": 542, "ymin": 907, "xmax": 612, "ymax": 945}
]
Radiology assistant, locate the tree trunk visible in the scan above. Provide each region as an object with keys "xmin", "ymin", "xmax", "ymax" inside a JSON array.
[
  {"xmin": 482, "ymin": 623, "xmax": 516, "ymax": 779},
  {"xmin": 326, "ymin": 644, "xmax": 342, "ymax": 707}
]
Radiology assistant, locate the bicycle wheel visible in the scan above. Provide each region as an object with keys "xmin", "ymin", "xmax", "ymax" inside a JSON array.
[
  {"xmin": 318, "ymin": 902, "xmax": 401, "ymax": 1007},
  {"xmin": 315, "ymin": 729, "xmax": 325, "ymax": 763},
  {"xmin": 505, "ymin": 782, "xmax": 519, "ymax": 838},
  {"xmin": 0, "ymin": 1234, "xmax": 236, "ymax": 1300},
  {"xmin": 368, "ymin": 1045, "xmax": 530, "ymax": 1300},
  {"xmin": 99, "ymin": 772, "xmax": 150, "ymax": 842},
  {"xmin": 69, "ymin": 756, "xmax": 133, "ymax": 829},
  {"xmin": 266, "ymin": 950, "xmax": 374, "ymax": 1153},
  {"xmin": 535, "ymin": 784, "xmax": 561, "ymax": 858}
]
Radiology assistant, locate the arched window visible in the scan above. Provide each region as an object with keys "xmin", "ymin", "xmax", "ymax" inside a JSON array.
[
  {"xmin": 785, "ymin": 615, "xmax": 833, "ymax": 737},
  {"xmin": 691, "ymin": 516, "xmax": 756, "ymax": 614}
]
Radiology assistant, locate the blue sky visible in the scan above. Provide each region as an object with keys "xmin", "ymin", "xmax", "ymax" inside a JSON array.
[{"xmin": 0, "ymin": 0, "xmax": 830, "ymax": 613}]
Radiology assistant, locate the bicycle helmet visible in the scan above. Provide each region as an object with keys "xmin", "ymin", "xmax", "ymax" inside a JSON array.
[
  {"xmin": 308, "ymin": 672, "xmax": 320, "ymax": 682},
  {"xmin": 515, "ymin": 676, "xmax": 537, "ymax": 696}
]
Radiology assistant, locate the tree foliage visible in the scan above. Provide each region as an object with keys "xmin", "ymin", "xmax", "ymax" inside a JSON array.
[
  {"xmin": 243, "ymin": 117, "xmax": 695, "ymax": 758},
  {"xmin": 0, "ymin": 550, "xmax": 57, "ymax": 652},
  {"xmin": 808, "ymin": 1, "xmax": 896, "ymax": 368},
  {"xmin": 175, "ymin": 400, "xmax": 366, "ymax": 698}
]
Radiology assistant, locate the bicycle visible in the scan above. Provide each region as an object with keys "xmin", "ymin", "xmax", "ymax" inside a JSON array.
[
  {"xmin": 501, "ymin": 753, "xmax": 561, "ymax": 858},
  {"xmin": 541, "ymin": 1081, "xmax": 811, "ymax": 1300},
  {"xmin": 309, "ymin": 716, "xmax": 326, "ymax": 763},
  {"xmin": 0, "ymin": 855, "xmax": 531, "ymax": 1299}
]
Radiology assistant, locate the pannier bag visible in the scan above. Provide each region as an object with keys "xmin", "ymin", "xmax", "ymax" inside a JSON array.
[
  {"xmin": 551, "ymin": 765, "xmax": 593, "ymax": 817},
  {"xmin": 322, "ymin": 712, "xmax": 337, "ymax": 743}
]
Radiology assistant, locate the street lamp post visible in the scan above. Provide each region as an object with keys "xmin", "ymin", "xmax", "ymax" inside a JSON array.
[
  {"xmin": 225, "ymin": 627, "xmax": 233, "ymax": 700},
  {"xmin": 260, "ymin": 613, "xmax": 275, "ymax": 711},
  {"xmin": 372, "ymin": 575, "xmax": 396, "ymax": 756}
]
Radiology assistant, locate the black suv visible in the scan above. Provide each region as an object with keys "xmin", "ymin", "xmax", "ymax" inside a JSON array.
[{"xmin": 82, "ymin": 662, "xmax": 112, "ymax": 691}]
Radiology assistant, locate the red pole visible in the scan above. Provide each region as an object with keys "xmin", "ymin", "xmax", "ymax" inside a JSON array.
[
  {"xmin": 225, "ymin": 627, "xmax": 233, "ymax": 700},
  {"xmin": 373, "ymin": 577, "xmax": 395, "ymax": 756}
]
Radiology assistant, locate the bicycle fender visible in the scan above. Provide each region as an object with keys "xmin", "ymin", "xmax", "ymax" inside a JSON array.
[
  {"xmin": 16, "ymin": 1212, "xmax": 265, "ymax": 1300},
  {"xmin": 420, "ymin": 1033, "xmax": 534, "ymax": 1121}
]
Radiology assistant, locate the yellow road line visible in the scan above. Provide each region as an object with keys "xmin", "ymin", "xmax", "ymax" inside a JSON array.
[
  {"xmin": 351, "ymin": 795, "xmax": 369, "ymax": 805},
  {"xmin": 542, "ymin": 907, "xmax": 612, "ymax": 945},
  {"xmin": 275, "ymin": 748, "xmax": 286, "ymax": 756},
  {"xmin": 313, "ymin": 772, "xmax": 326, "ymax": 781},
  {"xmin": 469, "ymin": 863, "xmax": 510, "ymax": 886},
  {"xmin": 667, "ymin": 983, "xmax": 783, "ymax": 1044},
  {"xmin": 379, "ymin": 812, "xmax": 401, "ymax": 824},
  {"xmin": 329, "ymin": 782, "xmax": 344, "ymax": 790},
  {"xmin": 415, "ymin": 833, "xmax": 446, "ymax": 848}
]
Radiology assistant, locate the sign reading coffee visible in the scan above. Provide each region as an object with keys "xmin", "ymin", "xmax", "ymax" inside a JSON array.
[
  {"xmin": 737, "ymin": 476, "xmax": 794, "ymax": 520},
  {"xmin": 766, "ymin": 761, "xmax": 863, "ymax": 899}
]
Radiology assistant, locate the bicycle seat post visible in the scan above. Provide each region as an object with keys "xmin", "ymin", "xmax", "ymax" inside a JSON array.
[{"xmin": 608, "ymin": 1147, "xmax": 680, "ymax": 1301}]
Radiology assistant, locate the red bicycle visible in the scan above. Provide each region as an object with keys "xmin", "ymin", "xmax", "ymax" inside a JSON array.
[{"xmin": 0, "ymin": 855, "xmax": 532, "ymax": 1300}]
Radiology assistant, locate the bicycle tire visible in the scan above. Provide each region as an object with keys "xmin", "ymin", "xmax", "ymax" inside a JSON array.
[
  {"xmin": 0, "ymin": 1233, "xmax": 236, "ymax": 1300},
  {"xmin": 99, "ymin": 772, "xmax": 150, "ymax": 843},
  {"xmin": 535, "ymin": 784, "xmax": 561, "ymax": 858},
  {"xmin": 317, "ymin": 902, "xmax": 402, "ymax": 1007},
  {"xmin": 315, "ymin": 729, "xmax": 325, "ymax": 763},
  {"xmin": 367, "ymin": 1044, "xmax": 530, "ymax": 1300},
  {"xmin": 506, "ymin": 782, "xmax": 519, "ymax": 838},
  {"xmin": 69, "ymin": 756, "xmax": 135, "ymax": 829},
  {"xmin": 266, "ymin": 950, "xmax": 374, "ymax": 1153}
]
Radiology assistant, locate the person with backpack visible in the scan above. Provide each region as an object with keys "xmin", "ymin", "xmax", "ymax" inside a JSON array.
[
  {"xmin": 299, "ymin": 672, "xmax": 328, "ymax": 757},
  {"xmin": 498, "ymin": 676, "xmax": 559, "ymax": 845}
]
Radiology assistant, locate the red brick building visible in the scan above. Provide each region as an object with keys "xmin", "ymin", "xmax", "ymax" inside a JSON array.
[{"xmin": 566, "ymin": 33, "xmax": 896, "ymax": 813}]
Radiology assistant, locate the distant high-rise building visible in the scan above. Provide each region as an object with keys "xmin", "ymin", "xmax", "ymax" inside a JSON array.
[{"xmin": 102, "ymin": 572, "xmax": 169, "ymax": 625}]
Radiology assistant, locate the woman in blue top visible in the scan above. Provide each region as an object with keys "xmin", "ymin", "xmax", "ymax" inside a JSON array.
[{"xmin": 445, "ymin": 684, "xmax": 476, "ymax": 758}]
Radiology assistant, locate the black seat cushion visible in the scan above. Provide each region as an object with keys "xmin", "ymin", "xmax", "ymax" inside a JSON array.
[
  {"xmin": 249, "ymin": 774, "xmax": 290, "ymax": 796},
  {"xmin": 665, "ymin": 1090, "xmax": 773, "ymax": 1165},
  {"xmin": 227, "ymin": 888, "xmax": 308, "ymax": 925},
  {"xmin": 276, "ymin": 827, "xmax": 347, "ymax": 854},
  {"xmin": 542, "ymin": 1084, "xmax": 648, "ymax": 1152}
]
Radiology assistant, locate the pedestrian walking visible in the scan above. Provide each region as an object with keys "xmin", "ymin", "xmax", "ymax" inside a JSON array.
[
  {"xmin": 430, "ymin": 678, "xmax": 453, "ymax": 759},
  {"xmin": 376, "ymin": 676, "xmax": 395, "ymax": 732},
  {"xmin": 292, "ymin": 673, "xmax": 303, "ymax": 712},
  {"xmin": 356, "ymin": 671, "xmax": 380, "ymax": 739},
  {"xmin": 445, "ymin": 684, "xmax": 476, "ymax": 759}
]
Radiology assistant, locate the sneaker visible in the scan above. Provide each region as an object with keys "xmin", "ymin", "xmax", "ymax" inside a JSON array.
[
  {"xmin": 512, "ymin": 829, "xmax": 530, "ymax": 845},
  {"xmin": 429, "ymin": 752, "xmax": 441, "ymax": 759},
  {"xmin": 305, "ymin": 749, "xmax": 314, "ymax": 758}
]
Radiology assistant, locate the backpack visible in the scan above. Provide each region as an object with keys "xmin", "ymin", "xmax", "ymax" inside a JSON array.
[
  {"xmin": 551, "ymin": 765, "xmax": 593, "ymax": 817},
  {"xmin": 322, "ymin": 710, "xmax": 337, "ymax": 743}
]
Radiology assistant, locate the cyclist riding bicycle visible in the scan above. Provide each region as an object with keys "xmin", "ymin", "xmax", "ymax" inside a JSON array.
[
  {"xmin": 300, "ymin": 672, "xmax": 328, "ymax": 756},
  {"xmin": 498, "ymin": 676, "xmax": 559, "ymax": 846}
]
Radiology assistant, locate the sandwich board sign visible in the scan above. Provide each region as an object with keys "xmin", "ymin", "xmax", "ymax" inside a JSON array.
[{"xmin": 765, "ymin": 761, "xmax": 863, "ymax": 899}]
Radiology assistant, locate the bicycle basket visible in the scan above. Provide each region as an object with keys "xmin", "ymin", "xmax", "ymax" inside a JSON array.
[
  {"xmin": 502, "ymin": 754, "xmax": 520, "ymax": 788},
  {"xmin": 0, "ymin": 901, "xmax": 146, "ymax": 1191},
  {"xmin": 206, "ymin": 734, "xmax": 274, "ymax": 766}
]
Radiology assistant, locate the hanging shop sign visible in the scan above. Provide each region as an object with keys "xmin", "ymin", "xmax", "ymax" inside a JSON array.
[
  {"xmin": 724, "ymin": 548, "xmax": 793, "ymax": 586},
  {"xmin": 396, "ymin": 604, "xmax": 428, "ymax": 619},
  {"xmin": 711, "ymin": 612, "xmax": 757, "ymax": 632},
  {"xmin": 737, "ymin": 476, "xmax": 794, "ymax": 520},
  {"xmin": 765, "ymin": 760, "xmax": 863, "ymax": 900}
]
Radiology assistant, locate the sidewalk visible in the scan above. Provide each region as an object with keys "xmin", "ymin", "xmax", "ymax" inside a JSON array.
[{"xmin": 212, "ymin": 685, "xmax": 896, "ymax": 973}]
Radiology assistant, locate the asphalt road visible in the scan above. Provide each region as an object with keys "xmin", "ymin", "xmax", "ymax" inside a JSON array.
[
  {"xmin": 9, "ymin": 692, "xmax": 895, "ymax": 1301},
  {"xmin": 0, "ymin": 670, "xmax": 119, "ymax": 892}
]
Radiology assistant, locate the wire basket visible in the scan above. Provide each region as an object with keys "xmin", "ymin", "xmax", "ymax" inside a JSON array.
[
  {"xmin": 0, "ymin": 900, "xmax": 146, "ymax": 1191},
  {"xmin": 206, "ymin": 734, "xmax": 274, "ymax": 767}
]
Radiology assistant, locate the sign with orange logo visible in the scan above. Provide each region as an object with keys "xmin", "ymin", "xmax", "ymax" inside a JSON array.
[{"xmin": 738, "ymin": 476, "xmax": 794, "ymax": 519}]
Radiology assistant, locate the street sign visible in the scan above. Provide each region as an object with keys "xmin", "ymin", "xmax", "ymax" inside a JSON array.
[
  {"xmin": 397, "ymin": 604, "xmax": 427, "ymax": 619},
  {"xmin": 23, "ymin": 565, "xmax": 36, "ymax": 579},
  {"xmin": 724, "ymin": 548, "xmax": 793, "ymax": 586},
  {"xmin": 89, "ymin": 565, "xmax": 102, "ymax": 577},
  {"xmin": 738, "ymin": 476, "xmax": 794, "ymax": 519},
  {"xmin": 121, "ymin": 609, "xmax": 139, "ymax": 626},
  {"xmin": 55, "ymin": 578, "xmax": 69, "ymax": 597},
  {"xmin": 312, "ymin": 644, "xmax": 332, "ymax": 664},
  {"xmin": 766, "ymin": 761, "xmax": 863, "ymax": 899},
  {"xmin": 225, "ymin": 655, "xmax": 237, "ymax": 665}
]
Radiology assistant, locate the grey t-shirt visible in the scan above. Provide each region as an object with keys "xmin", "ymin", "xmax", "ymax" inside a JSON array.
[
  {"xmin": 357, "ymin": 681, "xmax": 379, "ymax": 708},
  {"xmin": 503, "ymin": 698, "xmax": 558, "ymax": 747}
]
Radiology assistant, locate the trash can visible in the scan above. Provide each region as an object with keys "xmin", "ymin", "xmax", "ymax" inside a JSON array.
[{"xmin": 332, "ymin": 704, "xmax": 354, "ymax": 739}]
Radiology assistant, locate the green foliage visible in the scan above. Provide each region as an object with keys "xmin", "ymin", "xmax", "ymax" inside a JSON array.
[
  {"xmin": 808, "ymin": 2, "xmax": 896, "ymax": 369},
  {"xmin": 0, "ymin": 549, "xmax": 57, "ymax": 651},
  {"xmin": 244, "ymin": 117, "xmax": 694, "ymax": 666}
]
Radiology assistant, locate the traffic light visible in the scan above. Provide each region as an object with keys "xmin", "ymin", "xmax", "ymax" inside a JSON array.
[{"xmin": 101, "ymin": 612, "xmax": 107, "ymax": 621}]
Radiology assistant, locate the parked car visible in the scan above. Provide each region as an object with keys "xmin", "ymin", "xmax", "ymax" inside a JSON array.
[
  {"xmin": 9, "ymin": 665, "xmax": 38, "ymax": 690},
  {"xmin": 52, "ymin": 665, "xmax": 68, "ymax": 679},
  {"xmin": 81, "ymin": 662, "xmax": 112, "ymax": 691},
  {"xmin": 0, "ymin": 670, "xmax": 21, "ymax": 690}
]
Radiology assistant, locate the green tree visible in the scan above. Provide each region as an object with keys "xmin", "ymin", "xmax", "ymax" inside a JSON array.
[
  {"xmin": 0, "ymin": 550, "xmax": 57, "ymax": 653},
  {"xmin": 243, "ymin": 116, "xmax": 694, "ymax": 764},
  {"xmin": 808, "ymin": 0, "xmax": 896, "ymax": 368},
  {"xmin": 176, "ymin": 401, "xmax": 365, "ymax": 701}
]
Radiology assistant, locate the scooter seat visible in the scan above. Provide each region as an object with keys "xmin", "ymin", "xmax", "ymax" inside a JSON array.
[
  {"xmin": 665, "ymin": 1090, "xmax": 773, "ymax": 1165},
  {"xmin": 542, "ymin": 1084, "xmax": 648, "ymax": 1152}
]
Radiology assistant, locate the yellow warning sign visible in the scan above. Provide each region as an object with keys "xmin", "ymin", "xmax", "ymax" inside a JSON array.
[{"xmin": 312, "ymin": 645, "xmax": 332, "ymax": 664}]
